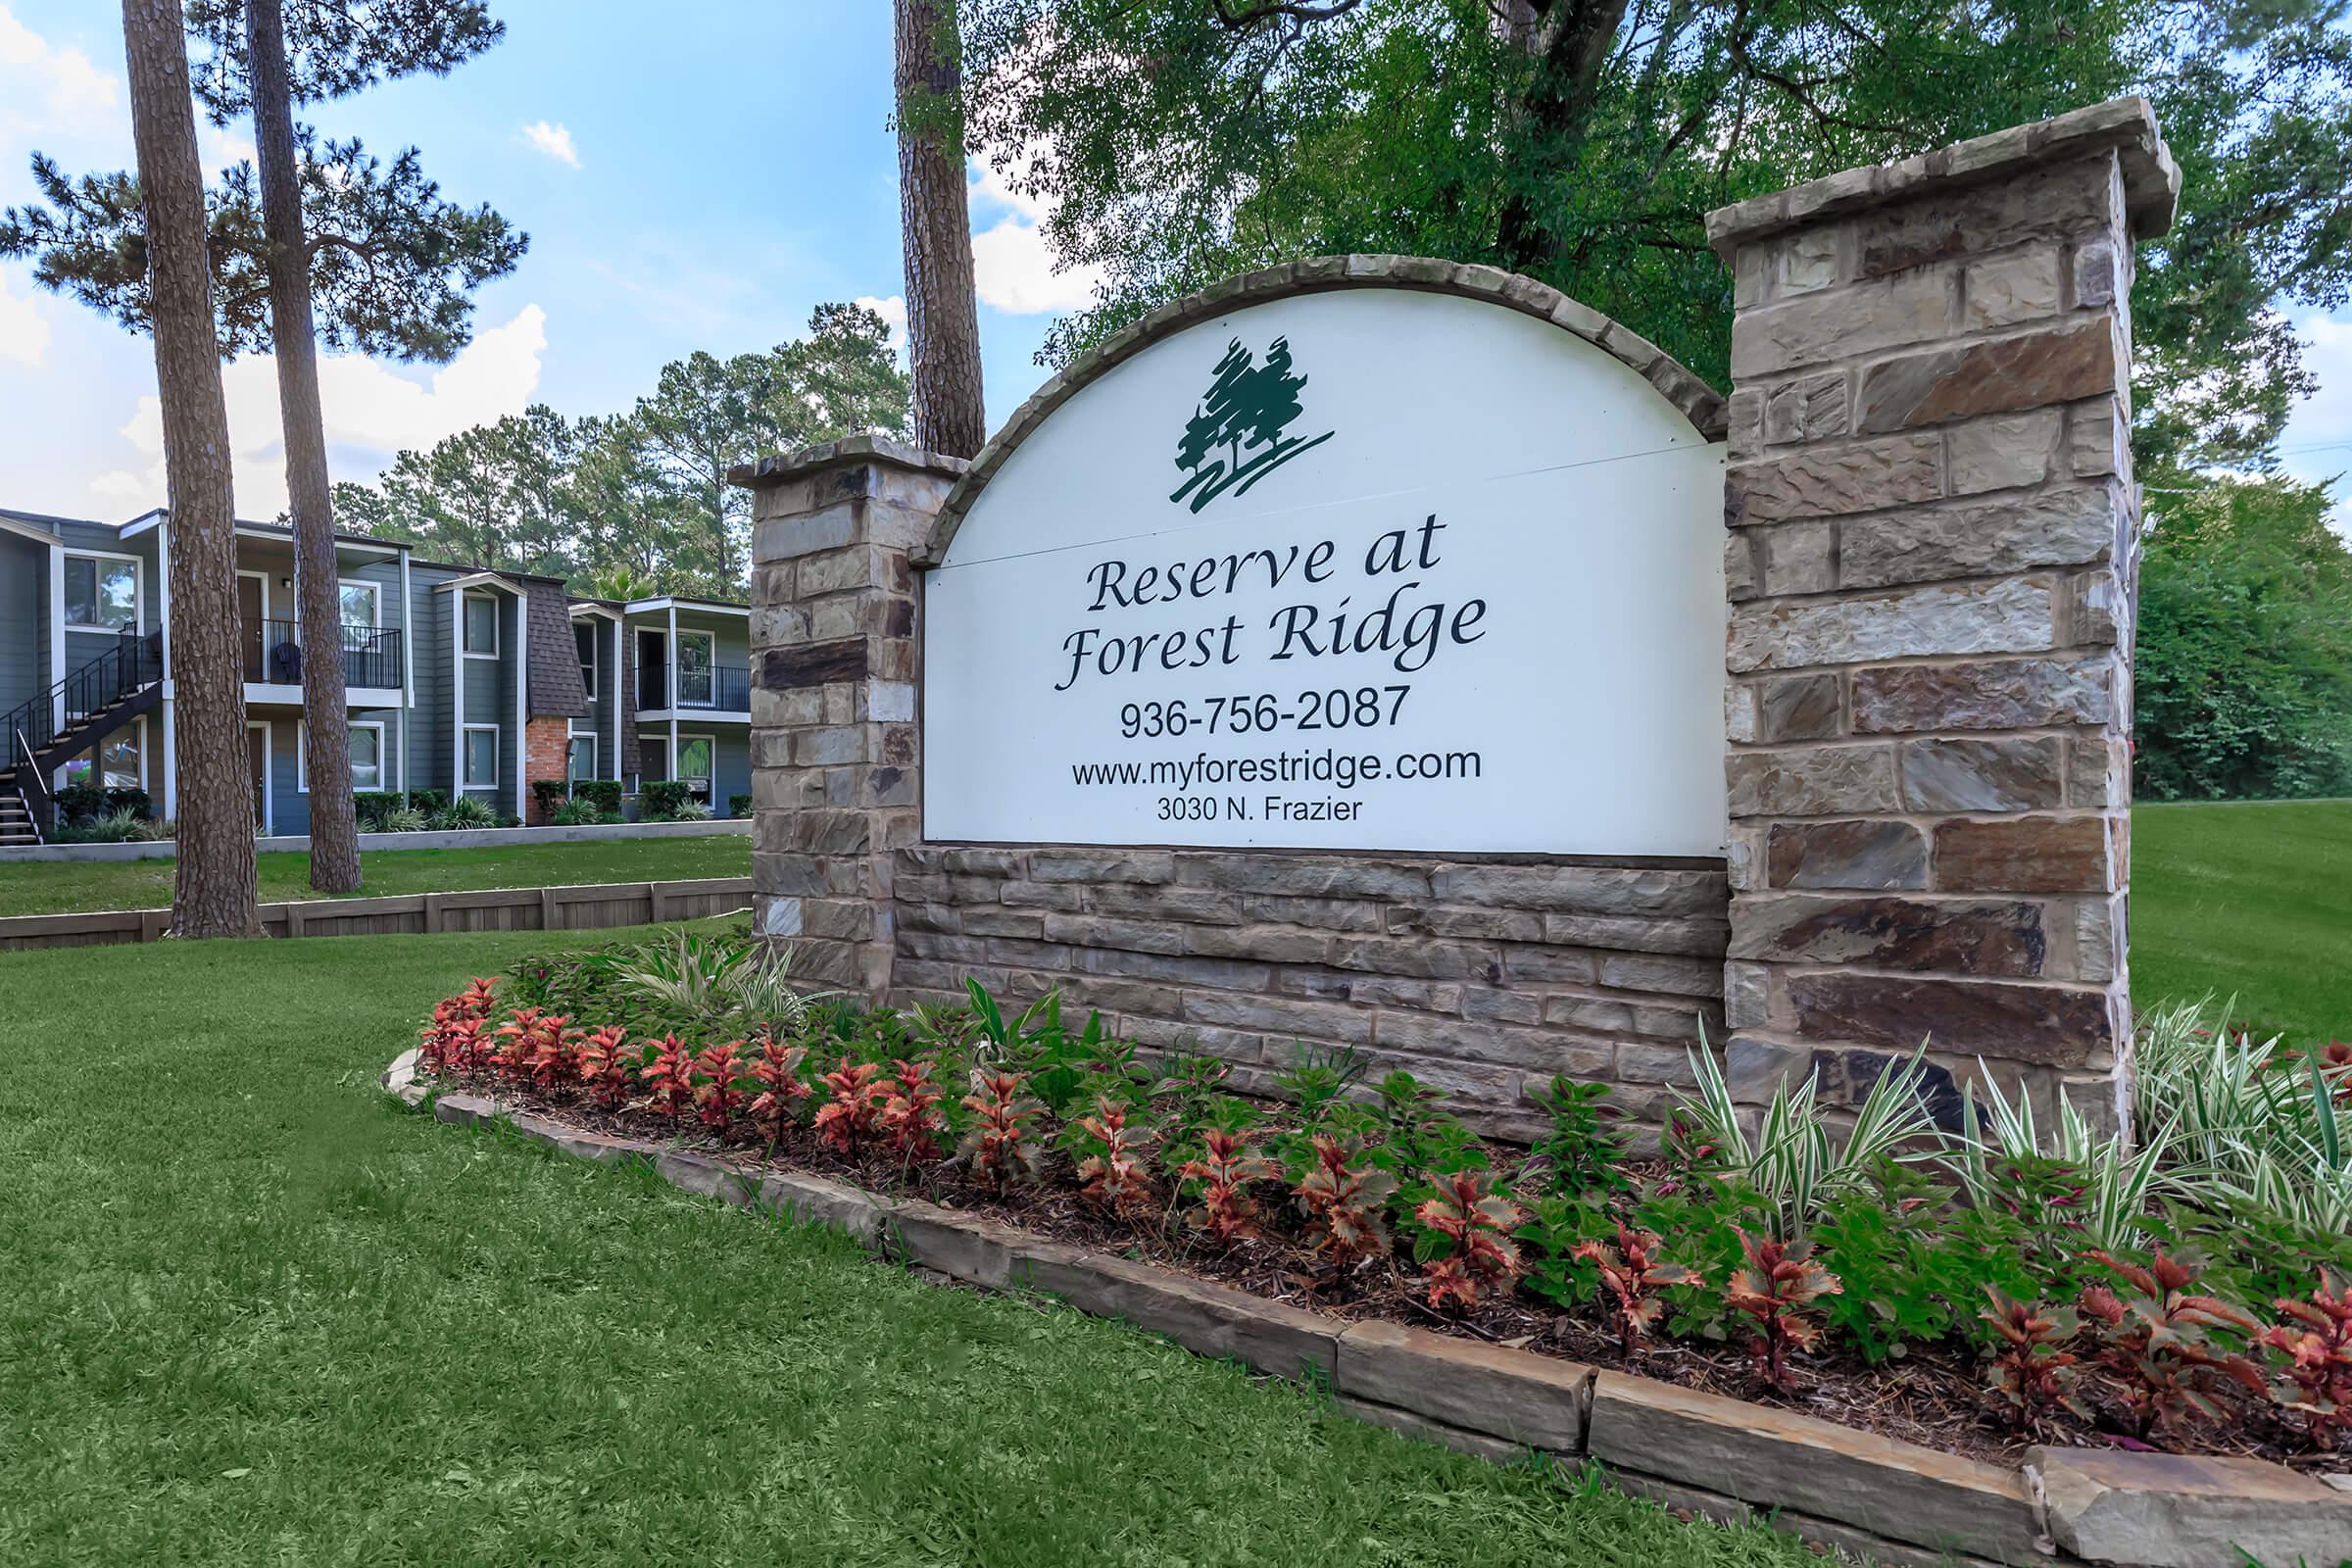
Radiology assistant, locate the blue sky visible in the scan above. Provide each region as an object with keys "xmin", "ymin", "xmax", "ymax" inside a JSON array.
[
  {"xmin": 0, "ymin": 0, "xmax": 2346, "ymax": 532},
  {"xmin": 0, "ymin": 0, "xmax": 1089, "ymax": 521}
]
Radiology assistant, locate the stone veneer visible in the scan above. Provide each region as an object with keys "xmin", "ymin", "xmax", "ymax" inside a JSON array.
[
  {"xmin": 1704, "ymin": 98, "xmax": 2177, "ymax": 1133},
  {"xmin": 893, "ymin": 846, "xmax": 1726, "ymax": 1139}
]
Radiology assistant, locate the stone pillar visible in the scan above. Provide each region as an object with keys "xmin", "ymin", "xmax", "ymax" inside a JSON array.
[
  {"xmin": 1706, "ymin": 99, "xmax": 2179, "ymax": 1134},
  {"xmin": 738, "ymin": 436, "xmax": 965, "ymax": 992}
]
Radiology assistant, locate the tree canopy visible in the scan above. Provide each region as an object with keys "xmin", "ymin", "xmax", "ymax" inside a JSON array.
[
  {"xmin": 959, "ymin": 0, "xmax": 2352, "ymax": 475},
  {"xmin": 331, "ymin": 303, "xmax": 913, "ymax": 597},
  {"xmin": 2134, "ymin": 472, "xmax": 2352, "ymax": 802}
]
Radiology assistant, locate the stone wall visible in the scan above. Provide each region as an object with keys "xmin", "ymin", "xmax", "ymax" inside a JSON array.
[
  {"xmin": 1704, "ymin": 99, "xmax": 2177, "ymax": 1133},
  {"xmin": 892, "ymin": 845, "xmax": 1726, "ymax": 1137}
]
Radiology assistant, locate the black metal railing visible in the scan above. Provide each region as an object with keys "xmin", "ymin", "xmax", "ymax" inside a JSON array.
[
  {"xmin": 3, "ymin": 628, "xmax": 163, "ymax": 770},
  {"xmin": 244, "ymin": 619, "xmax": 404, "ymax": 689},
  {"xmin": 642, "ymin": 662, "xmax": 751, "ymax": 712}
]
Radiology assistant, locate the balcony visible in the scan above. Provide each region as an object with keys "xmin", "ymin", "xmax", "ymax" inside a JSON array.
[
  {"xmin": 243, "ymin": 618, "xmax": 405, "ymax": 692},
  {"xmin": 637, "ymin": 662, "xmax": 751, "ymax": 714}
]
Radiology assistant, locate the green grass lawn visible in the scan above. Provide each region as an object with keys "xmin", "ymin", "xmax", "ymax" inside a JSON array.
[
  {"xmin": 0, "ymin": 832, "xmax": 751, "ymax": 919},
  {"xmin": 2130, "ymin": 799, "xmax": 2352, "ymax": 1043},
  {"xmin": 0, "ymin": 926, "xmax": 1807, "ymax": 1567}
]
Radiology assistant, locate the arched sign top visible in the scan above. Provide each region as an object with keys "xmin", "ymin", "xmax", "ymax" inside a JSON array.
[
  {"xmin": 915, "ymin": 255, "xmax": 1726, "ymax": 569},
  {"xmin": 919, "ymin": 258, "xmax": 1732, "ymax": 858}
]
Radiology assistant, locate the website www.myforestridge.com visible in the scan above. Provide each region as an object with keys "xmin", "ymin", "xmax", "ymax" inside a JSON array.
[{"xmin": 1069, "ymin": 746, "xmax": 1483, "ymax": 792}]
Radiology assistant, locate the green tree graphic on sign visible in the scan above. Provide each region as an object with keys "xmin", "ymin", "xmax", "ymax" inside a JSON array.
[{"xmin": 1169, "ymin": 334, "xmax": 1334, "ymax": 513}]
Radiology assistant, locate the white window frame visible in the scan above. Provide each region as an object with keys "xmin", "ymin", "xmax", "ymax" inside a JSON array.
[
  {"xmin": 63, "ymin": 549, "xmax": 145, "ymax": 635},
  {"xmin": 573, "ymin": 620, "xmax": 598, "ymax": 701},
  {"xmin": 461, "ymin": 593, "xmax": 500, "ymax": 658},
  {"xmin": 676, "ymin": 628, "xmax": 716, "ymax": 709},
  {"xmin": 676, "ymin": 732, "xmax": 717, "ymax": 802},
  {"xmin": 248, "ymin": 719, "xmax": 273, "ymax": 837},
  {"xmin": 296, "ymin": 719, "xmax": 387, "ymax": 793},
  {"xmin": 462, "ymin": 723, "xmax": 501, "ymax": 789},
  {"xmin": 565, "ymin": 726, "xmax": 598, "ymax": 784},
  {"xmin": 338, "ymin": 579, "xmax": 381, "ymax": 629}
]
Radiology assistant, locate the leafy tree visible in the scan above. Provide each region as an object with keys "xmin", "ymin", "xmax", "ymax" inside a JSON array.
[
  {"xmin": 959, "ymin": 0, "xmax": 2352, "ymax": 474},
  {"xmin": 332, "ymin": 305, "xmax": 913, "ymax": 597},
  {"xmin": 2134, "ymin": 474, "xmax": 2352, "ymax": 801}
]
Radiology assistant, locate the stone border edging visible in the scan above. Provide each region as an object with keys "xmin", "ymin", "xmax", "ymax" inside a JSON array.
[
  {"xmin": 0, "ymin": 876, "xmax": 752, "ymax": 952},
  {"xmin": 380, "ymin": 1052, "xmax": 2352, "ymax": 1568},
  {"xmin": 890, "ymin": 256, "xmax": 1729, "ymax": 568},
  {"xmin": 0, "ymin": 818, "xmax": 751, "ymax": 864}
]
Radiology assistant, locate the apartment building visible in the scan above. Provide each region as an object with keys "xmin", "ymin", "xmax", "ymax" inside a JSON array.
[{"xmin": 0, "ymin": 506, "xmax": 751, "ymax": 843}]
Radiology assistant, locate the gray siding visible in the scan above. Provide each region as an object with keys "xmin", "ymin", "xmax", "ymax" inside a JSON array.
[{"xmin": 0, "ymin": 532, "xmax": 45, "ymax": 718}]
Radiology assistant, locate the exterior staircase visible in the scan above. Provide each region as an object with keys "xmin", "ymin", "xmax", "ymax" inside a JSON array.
[{"xmin": 0, "ymin": 630, "xmax": 165, "ymax": 844}]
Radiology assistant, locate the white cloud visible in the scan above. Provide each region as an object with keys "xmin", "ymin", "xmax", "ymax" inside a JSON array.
[
  {"xmin": 0, "ymin": 5, "xmax": 118, "ymax": 151},
  {"xmin": 100, "ymin": 304, "xmax": 550, "ymax": 516},
  {"xmin": 854, "ymin": 293, "xmax": 908, "ymax": 359},
  {"xmin": 200, "ymin": 121, "xmax": 256, "ymax": 172},
  {"xmin": 518, "ymin": 120, "xmax": 580, "ymax": 168},
  {"xmin": 0, "ymin": 269, "xmax": 49, "ymax": 368},
  {"xmin": 965, "ymin": 156, "xmax": 1102, "ymax": 316}
]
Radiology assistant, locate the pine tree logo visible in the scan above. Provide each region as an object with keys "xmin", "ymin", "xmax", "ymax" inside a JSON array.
[{"xmin": 1168, "ymin": 334, "xmax": 1335, "ymax": 514}]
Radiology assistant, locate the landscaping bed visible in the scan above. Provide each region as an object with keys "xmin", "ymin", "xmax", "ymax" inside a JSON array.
[{"xmin": 416, "ymin": 933, "xmax": 2352, "ymax": 1485}]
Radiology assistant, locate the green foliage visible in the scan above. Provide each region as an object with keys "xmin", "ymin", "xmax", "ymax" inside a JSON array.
[
  {"xmin": 1527, "ymin": 1074, "xmax": 1629, "ymax": 1200},
  {"xmin": 2134, "ymin": 473, "xmax": 2352, "ymax": 802},
  {"xmin": 428, "ymin": 795, "xmax": 497, "ymax": 831},
  {"xmin": 352, "ymin": 790, "xmax": 405, "ymax": 831},
  {"xmin": 571, "ymin": 779, "xmax": 623, "ymax": 815},
  {"xmin": 638, "ymin": 781, "xmax": 693, "ymax": 821},
  {"xmin": 726, "ymin": 794, "xmax": 753, "ymax": 819},
  {"xmin": 531, "ymin": 779, "xmax": 571, "ymax": 817},
  {"xmin": 961, "ymin": 0, "xmax": 2352, "ymax": 474}
]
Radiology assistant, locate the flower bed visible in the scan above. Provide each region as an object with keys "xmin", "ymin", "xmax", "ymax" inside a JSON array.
[{"xmin": 420, "ymin": 933, "xmax": 2352, "ymax": 1477}]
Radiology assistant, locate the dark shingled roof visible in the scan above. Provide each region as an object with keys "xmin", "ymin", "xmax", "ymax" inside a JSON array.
[{"xmin": 525, "ymin": 581, "xmax": 591, "ymax": 718}]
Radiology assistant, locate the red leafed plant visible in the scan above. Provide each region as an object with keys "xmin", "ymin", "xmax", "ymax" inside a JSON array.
[
  {"xmin": 1414, "ymin": 1170, "xmax": 1527, "ymax": 1312},
  {"xmin": 1980, "ymin": 1290, "xmax": 2088, "ymax": 1433},
  {"xmin": 640, "ymin": 1036, "xmax": 696, "ymax": 1120},
  {"xmin": 2079, "ymin": 1249, "xmax": 2265, "ymax": 1441},
  {"xmin": 494, "ymin": 1008, "xmax": 575, "ymax": 1092},
  {"xmin": 1178, "ymin": 1128, "xmax": 1279, "ymax": 1247},
  {"xmin": 576, "ymin": 1024, "xmax": 635, "ymax": 1108},
  {"xmin": 1724, "ymin": 1228, "xmax": 1842, "ymax": 1392},
  {"xmin": 492, "ymin": 1005, "xmax": 550, "ymax": 1083},
  {"xmin": 813, "ymin": 1059, "xmax": 891, "ymax": 1155},
  {"xmin": 745, "ymin": 1037, "xmax": 810, "ymax": 1144},
  {"xmin": 691, "ymin": 1041, "xmax": 748, "ymax": 1131},
  {"xmin": 879, "ymin": 1059, "xmax": 946, "ymax": 1159},
  {"xmin": 1572, "ymin": 1221, "xmax": 1704, "ymax": 1358},
  {"xmin": 956, "ymin": 1071, "xmax": 1046, "ymax": 1193},
  {"xmin": 419, "ymin": 978, "xmax": 501, "ymax": 1076},
  {"xmin": 1075, "ymin": 1097, "xmax": 1154, "ymax": 1215},
  {"xmin": 1295, "ymin": 1135, "xmax": 1396, "ymax": 1279},
  {"xmin": 2259, "ymin": 1270, "xmax": 2352, "ymax": 1448}
]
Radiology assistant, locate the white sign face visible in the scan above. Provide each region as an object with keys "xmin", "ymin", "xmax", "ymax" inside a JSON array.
[{"xmin": 923, "ymin": 286, "xmax": 1728, "ymax": 856}]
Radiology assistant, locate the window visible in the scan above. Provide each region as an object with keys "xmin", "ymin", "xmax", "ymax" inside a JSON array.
[
  {"xmin": 65, "ymin": 553, "xmax": 140, "ymax": 632},
  {"xmin": 574, "ymin": 621, "xmax": 598, "ymax": 700},
  {"xmin": 100, "ymin": 724, "xmax": 142, "ymax": 791},
  {"xmin": 677, "ymin": 629, "xmax": 714, "ymax": 707},
  {"xmin": 295, "ymin": 722, "xmax": 386, "ymax": 792},
  {"xmin": 676, "ymin": 735, "xmax": 714, "ymax": 802},
  {"xmin": 463, "ymin": 725, "xmax": 500, "ymax": 788},
  {"xmin": 462, "ymin": 594, "xmax": 499, "ymax": 656},
  {"xmin": 339, "ymin": 581, "xmax": 379, "ymax": 627},
  {"xmin": 567, "ymin": 732, "xmax": 597, "ymax": 783}
]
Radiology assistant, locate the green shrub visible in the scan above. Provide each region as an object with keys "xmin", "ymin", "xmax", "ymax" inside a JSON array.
[
  {"xmin": 353, "ymin": 791, "xmax": 406, "ymax": 830},
  {"xmin": 530, "ymin": 779, "xmax": 570, "ymax": 818},
  {"xmin": 104, "ymin": 786, "xmax": 150, "ymax": 819},
  {"xmin": 639, "ymin": 781, "xmax": 692, "ymax": 821},
  {"xmin": 727, "ymin": 793, "xmax": 753, "ymax": 818},
  {"xmin": 54, "ymin": 783, "xmax": 107, "ymax": 824},
  {"xmin": 430, "ymin": 796, "xmax": 499, "ymax": 831},
  {"xmin": 54, "ymin": 806, "xmax": 146, "ymax": 843},
  {"xmin": 407, "ymin": 787, "xmax": 449, "ymax": 814},
  {"xmin": 573, "ymin": 779, "xmax": 623, "ymax": 815},
  {"xmin": 548, "ymin": 797, "xmax": 606, "ymax": 827}
]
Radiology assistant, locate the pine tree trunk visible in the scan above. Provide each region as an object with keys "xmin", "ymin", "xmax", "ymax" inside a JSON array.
[
  {"xmin": 122, "ymin": 0, "xmax": 260, "ymax": 939},
  {"xmin": 246, "ymin": 0, "xmax": 362, "ymax": 894},
  {"xmin": 893, "ymin": 0, "xmax": 986, "ymax": 460}
]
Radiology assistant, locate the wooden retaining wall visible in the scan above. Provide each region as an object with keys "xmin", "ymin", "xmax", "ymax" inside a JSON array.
[{"xmin": 0, "ymin": 877, "xmax": 754, "ymax": 953}]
